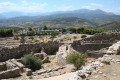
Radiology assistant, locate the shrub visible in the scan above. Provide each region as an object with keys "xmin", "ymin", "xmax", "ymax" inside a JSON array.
[
  {"xmin": 81, "ymin": 35, "xmax": 87, "ymax": 38},
  {"xmin": 66, "ymin": 52, "xmax": 87, "ymax": 70},
  {"xmin": 22, "ymin": 54, "xmax": 42, "ymax": 71}
]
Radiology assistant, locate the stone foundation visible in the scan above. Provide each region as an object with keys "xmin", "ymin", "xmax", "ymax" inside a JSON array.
[{"xmin": 0, "ymin": 41, "xmax": 60, "ymax": 62}]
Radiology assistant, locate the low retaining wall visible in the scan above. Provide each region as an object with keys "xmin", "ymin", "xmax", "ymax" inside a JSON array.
[{"xmin": 0, "ymin": 41, "xmax": 60, "ymax": 62}]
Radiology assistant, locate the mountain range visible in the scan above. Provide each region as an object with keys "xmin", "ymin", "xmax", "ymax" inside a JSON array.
[{"xmin": 0, "ymin": 9, "xmax": 120, "ymax": 28}]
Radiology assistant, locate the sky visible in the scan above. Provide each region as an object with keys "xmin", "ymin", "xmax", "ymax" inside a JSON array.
[{"xmin": 0, "ymin": 0, "xmax": 120, "ymax": 14}]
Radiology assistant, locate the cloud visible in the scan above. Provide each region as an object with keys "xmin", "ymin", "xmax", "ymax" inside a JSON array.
[
  {"xmin": 90, "ymin": 3, "xmax": 103, "ymax": 7},
  {"xmin": 0, "ymin": 2, "xmax": 17, "ymax": 6},
  {"xmin": 81, "ymin": 3, "xmax": 120, "ymax": 14},
  {"xmin": 81, "ymin": 3, "xmax": 103, "ymax": 10},
  {"xmin": 0, "ymin": 1, "xmax": 48, "ymax": 12},
  {"xmin": 59, "ymin": 6, "xmax": 74, "ymax": 11}
]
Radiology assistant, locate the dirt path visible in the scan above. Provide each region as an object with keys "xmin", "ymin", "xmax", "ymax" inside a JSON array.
[{"xmin": 42, "ymin": 72, "xmax": 76, "ymax": 80}]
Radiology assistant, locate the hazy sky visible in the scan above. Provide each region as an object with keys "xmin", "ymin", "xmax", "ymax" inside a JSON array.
[{"xmin": 0, "ymin": 0, "xmax": 120, "ymax": 14}]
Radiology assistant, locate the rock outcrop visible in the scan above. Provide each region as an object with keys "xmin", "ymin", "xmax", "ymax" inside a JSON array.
[{"xmin": 107, "ymin": 41, "xmax": 120, "ymax": 54}]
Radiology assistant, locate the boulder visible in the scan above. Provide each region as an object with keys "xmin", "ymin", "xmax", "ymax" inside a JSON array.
[
  {"xmin": 25, "ymin": 68, "xmax": 32, "ymax": 76},
  {"xmin": 101, "ymin": 60, "xmax": 110, "ymax": 65},
  {"xmin": 77, "ymin": 70, "xmax": 86, "ymax": 79}
]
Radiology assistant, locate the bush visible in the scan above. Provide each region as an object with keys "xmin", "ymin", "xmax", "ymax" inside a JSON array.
[
  {"xmin": 66, "ymin": 52, "xmax": 87, "ymax": 70},
  {"xmin": 22, "ymin": 54, "xmax": 42, "ymax": 71}
]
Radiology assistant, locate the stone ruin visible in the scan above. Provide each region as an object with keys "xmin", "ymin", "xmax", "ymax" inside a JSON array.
[
  {"xmin": 0, "ymin": 50, "xmax": 49, "ymax": 79},
  {"xmin": 1, "ymin": 32, "xmax": 120, "ymax": 79},
  {"xmin": 56, "ymin": 44, "xmax": 77, "ymax": 66},
  {"xmin": 56, "ymin": 32, "xmax": 120, "ymax": 66},
  {"xmin": 0, "ymin": 59, "xmax": 24, "ymax": 79},
  {"xmin": 0, "ymin": 41, "xmax": 60, "ymax": 62},
  {"xmin": 68, "ymin": 38, "xmax": 120, "ymax": 80},
  {"xmin": 71, "ymin": 32, "xmax": 120, "ymax": 58}
]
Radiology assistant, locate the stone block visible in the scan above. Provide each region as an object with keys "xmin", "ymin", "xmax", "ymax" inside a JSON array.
[{"xmin": 0, "ymin": 62, "xmax": 7, "ymax": 71}]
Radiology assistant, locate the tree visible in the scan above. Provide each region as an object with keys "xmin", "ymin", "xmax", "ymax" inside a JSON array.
[
  {"xmin": 69, "ymin": 28, "xmax": 77, "ymax": 33},
  {"xmin": 43, "ymin": 25, "xmax": 48, "ymax": 30},
  {"xmin": 76, "ymin": 27, "xmax": 85, "ymax": 33},
  {"xmin": 28, "ymin": 27, "xmax": 32, "ymax": 31},
  {"xmin": 50, "ymin": 32, "xmax": 58, "ymax": 41},
  {"xmin": 61, "ymin": 28, "xmax": 67, "ymax": 33}
]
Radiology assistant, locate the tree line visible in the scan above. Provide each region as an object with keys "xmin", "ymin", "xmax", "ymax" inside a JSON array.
[{"xmin": 61, "ymin": 27, "xmax": 104, "ymax": 35}]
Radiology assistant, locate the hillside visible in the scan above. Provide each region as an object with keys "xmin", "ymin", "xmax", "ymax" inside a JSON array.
[
  {"xmin": 34, "ymin": 17, "xmax": 95, "ymax": 28},
  {"xmin": 0, "ymin": 17, "xmax": 95, "ymax": 28},
  {"xmin": 99, "ymin": 20, "xmax": 120, "ymax": 31}
]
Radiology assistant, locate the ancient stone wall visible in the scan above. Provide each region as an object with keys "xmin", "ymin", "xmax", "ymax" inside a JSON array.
[
  {"xmin": 72, "ymin": 40, "xmax": 112, "ymax": 53},
  {"xmin": 0, "ymin": 41, "xmax": 60, "ymax": 62},
  {"xmin": 71, "ymin": 33, "xmax": 120, "ymax": 53},
  {"xmin": 82, "ymin": 32, "xmax": 120, "ymax": 43}
]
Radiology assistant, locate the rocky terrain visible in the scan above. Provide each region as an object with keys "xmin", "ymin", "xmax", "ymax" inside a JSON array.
[{"xmin": 0, "ymin": 33, "xmax": 120, "ymax": 80}]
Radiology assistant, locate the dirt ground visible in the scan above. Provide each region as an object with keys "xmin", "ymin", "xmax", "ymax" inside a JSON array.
[{"xmin": 89, "ymin": 55, "xmax": 120, "ymax": 80}]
